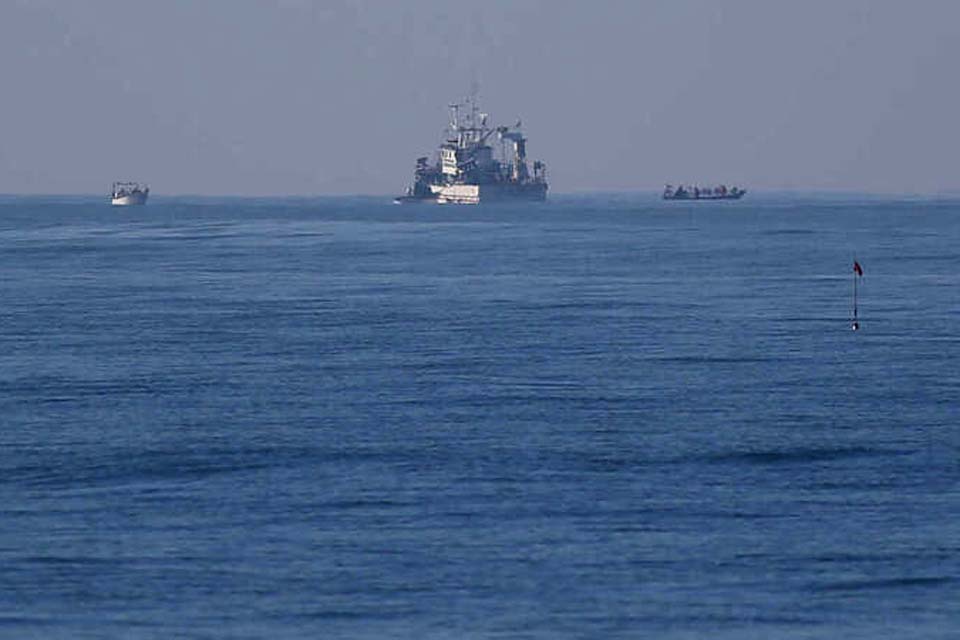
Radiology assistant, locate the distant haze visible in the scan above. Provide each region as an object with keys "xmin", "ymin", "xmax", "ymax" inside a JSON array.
[{"xmin": 2, "ymin": 0, "xmax": 959, "ymax": 196}]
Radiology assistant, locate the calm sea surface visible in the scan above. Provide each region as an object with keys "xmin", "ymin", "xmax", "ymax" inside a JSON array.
[{"xmin": 1, "ymin": 194, "xmax": 958, "ymax": 638}]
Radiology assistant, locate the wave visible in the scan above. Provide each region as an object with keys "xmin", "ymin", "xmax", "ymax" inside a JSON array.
[
  {"xmin": 703, "ymin": 445, "xmax": 897, "ymax": 465},
  {"xmin": 4, "ymin": 444, "xmax": 319, "ymax": 490},
  {"xmin": 762, "ymin": 229, "xmax": 817, "ymax": 236}
]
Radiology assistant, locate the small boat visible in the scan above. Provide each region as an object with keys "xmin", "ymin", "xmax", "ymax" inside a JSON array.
[
  {"xmin": 111, "ymin": 182, "xmax": 149, "ymax": 206},
  {"xmin": 663, "ymin": 184, "xmax": 745, "ymax": 200}
]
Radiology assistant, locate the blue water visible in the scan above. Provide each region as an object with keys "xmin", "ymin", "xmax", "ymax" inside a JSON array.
[{"xmin": 1, "ymin": 194, "xmax": 958, "ymax": 638}]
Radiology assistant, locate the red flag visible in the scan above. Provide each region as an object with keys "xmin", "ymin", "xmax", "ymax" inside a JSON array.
[{"xmin": 853, "ymin": 261, "xmax": 863, "ymax": 276}]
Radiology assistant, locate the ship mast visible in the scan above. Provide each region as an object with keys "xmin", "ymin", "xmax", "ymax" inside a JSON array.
[
  {"xmin": 449, "ymin": 102, "xmax": 460, "ymax": 133},
  {"xmin": 449, "ymin": 89, "xmax": 488, "ymax": 148}
]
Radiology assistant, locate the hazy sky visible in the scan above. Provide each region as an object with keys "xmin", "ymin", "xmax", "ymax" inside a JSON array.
[{"xmin": 2, "ymin": 0, "xmax": 959, "ymax": 195}]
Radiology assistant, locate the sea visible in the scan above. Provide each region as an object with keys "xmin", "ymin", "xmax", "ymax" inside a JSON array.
[{"xmin": 1, "ymin": 193, "xmax": 957, "ymax": 639}]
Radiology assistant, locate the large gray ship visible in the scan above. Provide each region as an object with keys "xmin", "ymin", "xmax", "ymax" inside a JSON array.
[{"xmin": 396, "ymin": 97, "xmax": 547, "ymax": 204}]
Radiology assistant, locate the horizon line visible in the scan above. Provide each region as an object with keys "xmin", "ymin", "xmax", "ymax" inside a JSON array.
[{"xmin": 3, "ymin": 187, "xmax": 960, "ymax": 200}]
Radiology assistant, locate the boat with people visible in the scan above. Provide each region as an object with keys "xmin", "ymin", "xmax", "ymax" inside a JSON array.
[
  {"xmin": 395, "ymin": 95, "xmax": 547, "ymax": 204},
  {"xmin": 111, "ymin": 182, "xmax": 149, "ymax": 206},
  {"xmin": 663, "ymin": 184, "xmax": 745, "ymax": 201}
]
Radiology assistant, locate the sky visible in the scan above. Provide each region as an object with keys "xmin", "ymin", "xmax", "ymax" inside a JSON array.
[{"xmin": 1, "ymin": 0, "xmax": 959, "ymax": 196}]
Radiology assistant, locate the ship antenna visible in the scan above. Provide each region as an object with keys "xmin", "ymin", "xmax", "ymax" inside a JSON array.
[
  {"xmin": 449, "ymin": 103, "xmax": 460, "ymax": 131},
  {"xmin": 470, "ymin": 79, "xmax": 480, "ymax": 128}
]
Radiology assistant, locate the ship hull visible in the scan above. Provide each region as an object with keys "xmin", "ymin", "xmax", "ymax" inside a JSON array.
[
  {"xmin": 431, "ymin": 182, "xmax": 547, "ymax": 205},
  {"xmin": 394, "ymin": 182, "xmax": 548, "ymax": 205},
  {"xmin": 111, "ymin": 193, "xmax": 148, "ymax": 206}
]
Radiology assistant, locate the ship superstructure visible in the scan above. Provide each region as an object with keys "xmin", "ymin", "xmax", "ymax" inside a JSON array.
[
  {"xmin": 396, "ymin": 96, "xmax": 547, "ymax": 204},
  {"xmin": 111, "ymin": 182, "xmax": 149, "ymax": 206}
]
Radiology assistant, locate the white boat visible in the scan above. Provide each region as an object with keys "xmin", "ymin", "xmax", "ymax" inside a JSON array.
[{"xmin": 111, "ymin": 182, "xmax": 149, "ymax": 206}]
